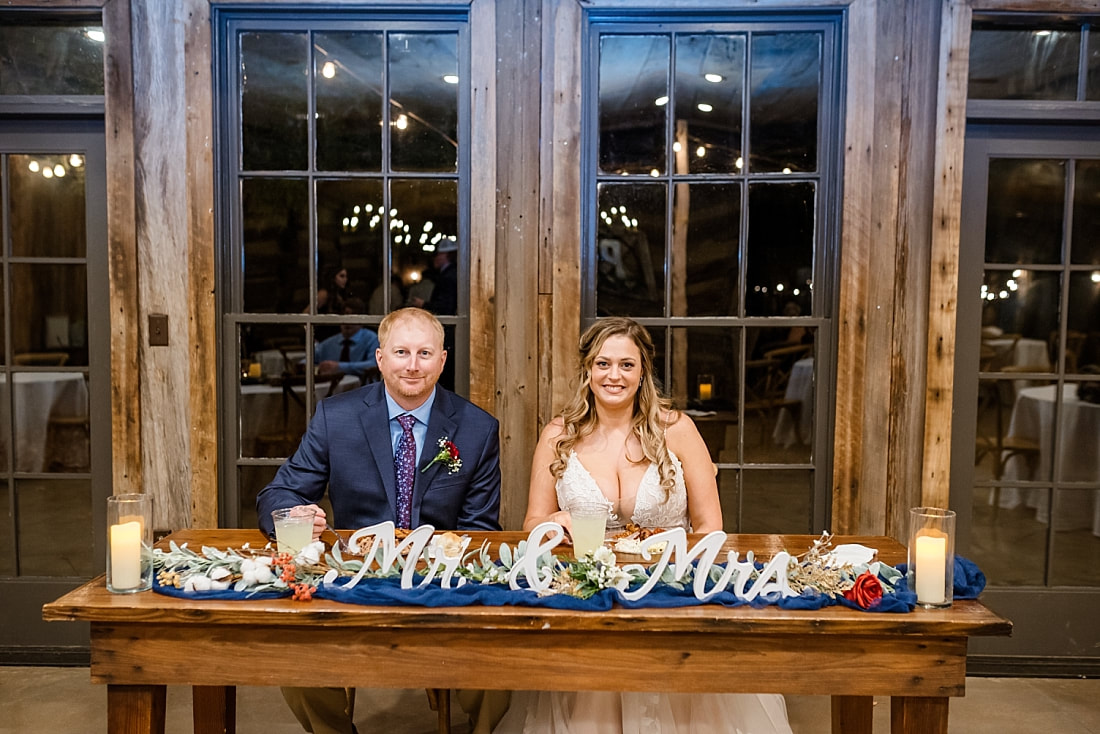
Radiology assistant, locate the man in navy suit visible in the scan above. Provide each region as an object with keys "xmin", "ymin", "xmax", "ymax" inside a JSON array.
[{"xmin": 257, "ymin": 306, "xmax": 501, "ymax": 734}]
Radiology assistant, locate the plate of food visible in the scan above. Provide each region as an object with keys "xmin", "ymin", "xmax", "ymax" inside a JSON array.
[{"xmin": 609, "ymin": 523, "xmax": 668, "ymax": 555}]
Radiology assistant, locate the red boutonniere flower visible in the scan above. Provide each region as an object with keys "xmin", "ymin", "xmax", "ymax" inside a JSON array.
[
  {"xmin": 843, "ymin": 571, "xmax": 884, "ymax": 609},
  {"xmin": 423, "ymin": 437, "xmax": 462, "ymax": 474}
]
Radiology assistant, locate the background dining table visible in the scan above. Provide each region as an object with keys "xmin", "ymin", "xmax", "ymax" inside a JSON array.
[
  {"xmin": 1000, "ymin": 383, "xmax": 1100, "ymax": 536},
  {"xmin": 0, "ymin": 371, "xmax": 88, "ymax": 472}
]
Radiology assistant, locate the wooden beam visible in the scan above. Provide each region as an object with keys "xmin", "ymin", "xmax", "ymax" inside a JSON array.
[
  {"xmin": 185, "ymin": 0, "xmax": 217, "ymax": 528},
  {"xmin": 102, "ymin": 0, "xmax": 142, "ymax": 495}
]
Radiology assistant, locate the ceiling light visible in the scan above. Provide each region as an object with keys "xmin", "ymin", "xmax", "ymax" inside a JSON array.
[
  {"xmin": 321, "ymin": 61, "xmax": 336, "ymax": 79},
  {"xmin": 735, "ymin": 157, "xmax": 743, "ymax": 169},
  {"xmin": 654, "ymin": 96, "xmax": 669, "ymax": 106},
  {"xmin": 70, "ymin": 154, "xmax": 83, "ymax": 167},
  {"xmin": 42, "ymin": 167, "xmax": 53, "ymax": 179},
  {"xmin": 704, "ymin": 73, "xmax": 723, "ymax": 83},
  {"xmin": 782, "ymin": 167, "xmax": 792, "ymax": 174},
  {"xmin": 53, "ymin": 165, "xmax": 66, "ymax": 177},
  {"xmin": 86, "ymin": 29, "xmax": 105, "ymax": 43},
  {"xmin": 672, "ymin": 141, "xmax": 682, "ymax": 152},
  {"xmin": 697, "ymin": 103, "xmax": 713, "ymax": 113},
  {"xmin": 28, "ymin": 161, "xmax": 40, "ymax": 173},
  {"xmin": 394, "ymin": 114, "xmax": 408, "ymax": 130},
  {"xmin": 696, "ymin": 146, "xmax": 706, "ymax": 157},
  {"xmin": 650, "ymin": 169, "xmax": 659, "ymax": 177},
  {"xmin": 443, "ymin": 74, "xmax": 459, "ymax": 84},
  {"xmin": 1034, "ymin": 30, "xmax": 1052, "ymax": 37}
]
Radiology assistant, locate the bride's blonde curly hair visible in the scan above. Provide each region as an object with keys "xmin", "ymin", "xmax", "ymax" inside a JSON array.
[{"xmin": 550, "ymin": 317, "xmax": 679, "ymax": 501}]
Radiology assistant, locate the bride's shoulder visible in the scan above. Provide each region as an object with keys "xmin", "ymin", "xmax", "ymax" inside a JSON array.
[
  {"xmin": 538, "ymin": 416, "xmax": 567, "ymax": 443},
  {"xmin": 661, "ymin": 409, "xmax": 702, "ymax": 445}
]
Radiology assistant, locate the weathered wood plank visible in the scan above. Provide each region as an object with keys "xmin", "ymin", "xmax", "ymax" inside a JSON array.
[
  {"xmin": 192, "ymin": 686, "xmax": 235, "ymax": 734},
  {"xmin": 832, "ymin": 0, "xmax": 878, "ymax": 534},
  {"xmin": 103, "ymin": 0, "xmax": 143, "ymax": 495},
  {"xmin": 922, "ymin": 0, "xmax": 971, "ymax": 509},
  {"xmin": 184, "ymin": 0, "xmax": 217, "ymax": 528},
  {"xmin": 890, "ymin": 696, "xmax": 949, "ymax": 734},
  {"xmin": 832, "ymin": 695, "xmax": 874, "ymax": 734},
  {"xmin": 107, "ymin": 684, "xmax": 165, "ymax": 734},
  {"xmin": 469, "ymin": 0, "xmax": 497, "ymax": 415}
]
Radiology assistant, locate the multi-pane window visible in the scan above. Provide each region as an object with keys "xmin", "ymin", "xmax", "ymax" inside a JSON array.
[
  {"xmin": 218, "ymin": 15, "xmax": 468, "ymax": 527},
  {"xmin": 587, "ymin": 19, "xmax": 840, "ymax": 533}
]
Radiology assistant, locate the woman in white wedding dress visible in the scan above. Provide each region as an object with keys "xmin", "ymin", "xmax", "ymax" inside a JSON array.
[{"xmin": 490, "ymin": 317, "xmax": 793, "ymax": 734}]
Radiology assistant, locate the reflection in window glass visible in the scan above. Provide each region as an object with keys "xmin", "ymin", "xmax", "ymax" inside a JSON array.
[
  {"xmin": 241, "ymin": 178, "xmax": 309, "ymax": 314},
  {"xmin": 1050, "ymin": 493, "xmax": 1100, "ymax": 587},
  {"xmin": 241, "ymin": 32, "xmax": 308, "ymax": 171},
  {"xmin": 1088, "ymin": 31, "xmax": 1100, "ymax": 101},
  {"xmin": 1067, "ymin": 274, "xmax": 1100, "ymax": 370},
  {"xmin": 983, "ymin": 269, "xmax": 1062, "ymax": 349},
  {"xmin": 0, "ymin": 23, "xmax": 104, "ymax": 96},
  {"xmin": 750, "ymin": 33, "xmax": 820, "ymax": 173},
  {"xmin": 599, "ymin": 35, "xmax": 668, "ymax": 175},
  {"xmin": 391, "ymin": 179, "xmax": 459, "ymax": 315},
  {"xmin": 239, "ymin": 465, "xmax": 279, "ymax": 533},
  {"xmin": 675, "ymin": 35, "xmax": 744, "ymax": 174},
  {"xmin": 746, "ymin": 182, "xmax": 815, "ymax": 317},
  {"xmin": 969, "ymin": 27, "xmax": 1079, "ymax": 100},
  {"xmin": 16, "ymin": 479, "xmax": 93, "ymax": 576},
  {"xmin": 969, "ymin": 486, "xmax": 1048, "ymax": 586},
  {"xmin": 10, "ymin": 264, "xmax": 87, "ymax": 365},
  {"xmin": 668, "ymin": 326, "xmax": 738, "ymax": 414},
  {"xmin": 389, "ymin": 34, "xmax": 458, "ymax": 172},
  {"xmin": 672, "ymin": 183, "xmax": 740, "ymax": 317},
  {"xmin": 9, "ymin": 154, "xmax": 86, "ymax": 258},
  {"xmin": 316, "ymin": 179, "xmax": 385, "ymax": 315},
  {"xmin": 0, "ymin": 377, "xmax": 8, "ymax": 473},
  {"xmin": 986, "ymin": 158, "xmax": 1064, "ymax": 265},
  {"xmin": 315, "ymin": 32, "xmax": 384, "ymax": 172},
  {"xmin": 1072, "ymin": 160, "xmax": 1100, "ymax": 265},
  {"xmin": 744, "ymin": 326, "xmax": 814, "ymax": 465},
  {"xmin": 596, "ymin": 183, "xmax": 666, "ymax": 317},
  {"xmin": 238, "ymin": 323, "xmax": 313, "ymax": 460},
  {"xmin": 742, "ymin": 469, "xmax": 813, "ymax": 533}
]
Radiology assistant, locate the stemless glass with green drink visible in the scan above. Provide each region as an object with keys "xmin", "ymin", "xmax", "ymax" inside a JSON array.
[
  {"xmin": 271, "ymin": 507, "xmax": 317, "ymax": 554},
  {"xmin": 568, "ymin": 501, "xmax": 609, "ymax": 558}
]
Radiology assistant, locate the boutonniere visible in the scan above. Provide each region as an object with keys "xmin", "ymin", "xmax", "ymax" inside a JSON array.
[{"xmin": 423, "ymin": 437, "xmax": 462, "ymax": 474}]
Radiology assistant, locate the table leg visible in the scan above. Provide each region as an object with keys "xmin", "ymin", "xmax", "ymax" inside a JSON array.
[
  {"xmin": 891, "ymin": 696, "xmax": 949, "ymax": 734},
  {"xmin": 831, "ymin": 695, "xmax": 873, "ymax": 734},
  {"xmin": 194, "ymin": 685, "xmax": 236, "ymax": 734},
  {"xmin": 107, "ymin": 684, "xmax": 166, "ymax": 734}
]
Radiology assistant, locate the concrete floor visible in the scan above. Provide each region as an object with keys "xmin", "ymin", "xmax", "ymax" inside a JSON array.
[{"xmin": 1, "ymin": 666, "xmax": 1098, "ymax": 733}]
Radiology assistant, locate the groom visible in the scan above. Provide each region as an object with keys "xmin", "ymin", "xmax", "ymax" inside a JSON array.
[{"xmin": 257, "ymin": 306, "xmax": 501, "ymax": 734}]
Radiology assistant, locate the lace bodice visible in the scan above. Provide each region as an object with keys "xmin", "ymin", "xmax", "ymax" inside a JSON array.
[{"xmin": 556, "ymin": 450, "xmax": 690, "ymax": 530}]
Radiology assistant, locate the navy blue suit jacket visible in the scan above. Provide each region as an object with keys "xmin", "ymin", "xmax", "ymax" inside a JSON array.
[{"xmin": 257, "ymin": 381, "xmax": 501, "ymax": 538}]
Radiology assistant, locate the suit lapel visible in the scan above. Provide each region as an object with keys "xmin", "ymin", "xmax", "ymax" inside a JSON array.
[
  {"xmin": 412, "ymin": 389, "xmax": 458, "ymax": 526},
  {"xmin": 360, "ymin": 384, "xmax": 399, "ymax": 520}
]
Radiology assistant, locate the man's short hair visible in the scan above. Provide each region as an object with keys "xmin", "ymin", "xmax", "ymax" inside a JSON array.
[
  {"xmin": 343, "ymin": 297, "xmax": 367, "ymax": 315},
  {"xmin": 378, "ymin": 307, "xmax": 444, "ymax": 350}
]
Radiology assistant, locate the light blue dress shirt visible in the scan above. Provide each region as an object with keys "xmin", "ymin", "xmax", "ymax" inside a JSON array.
[
  {"xmin": 384, "ymin": 387, "xmax": 437, "ymax": 465},
  {"xmin": 314, "ymin": 327, "xmax": 380, "ymax": 378}
]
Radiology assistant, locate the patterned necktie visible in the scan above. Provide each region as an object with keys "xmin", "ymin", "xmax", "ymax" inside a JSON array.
[
  {"xmin": 339, "ymin": 338, "xmax": 353, "ymax": 362},
  {"xmin": 395, "ymin": 414, "xmax": 417, "ymax": 528}
]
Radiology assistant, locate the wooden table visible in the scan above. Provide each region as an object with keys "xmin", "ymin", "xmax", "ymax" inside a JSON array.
[{"xmin": 43, "ymin": 530, "xmax": 1010, "ymax": 734}]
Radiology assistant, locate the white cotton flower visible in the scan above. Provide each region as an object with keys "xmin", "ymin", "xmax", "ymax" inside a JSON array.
[
  {"xmin": 240, "ymin": 559, "xmax": 257, "ymax": 574},
  {"xmin": 296, "ymin": 541, "xmax": 324, "ymax": 566},
  {"xmin": 209, "ymin": 579, "xmax": 230, "ymax": 591},
  {"xmin": 209, "ymin": 567, "xmax": 232, "ymax": 581},
  {"xmin": 253, "ymin": 565, "xmax": 275, "ymax": 584},
  {"xmin": 187, "ymin": 575, "xmax": 212, "ymax": 591},
  {"xmin": 254, "ymin": 556, "xmax": 273, "ymax": 567}
]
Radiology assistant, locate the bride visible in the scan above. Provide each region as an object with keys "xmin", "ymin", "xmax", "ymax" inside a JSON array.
[{"xmin": 491, "ymin": 317, "xmax": 793, "ymax": 734}]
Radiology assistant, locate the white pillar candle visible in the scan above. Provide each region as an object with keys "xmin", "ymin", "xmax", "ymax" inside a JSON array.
[
  {"xmin": 914, "ymin": 532, "xmax": 947, "ymax": 604},
  {"xmin": 110, "ymin": 521, "xmax": 142, "ymax": 589}
]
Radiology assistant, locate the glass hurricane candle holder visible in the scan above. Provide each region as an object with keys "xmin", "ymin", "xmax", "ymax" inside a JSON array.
[
  {"xmin": 107, "ymin": 493, "xmax": 153, "ymax": 593},
  {"xmin": 907, "ymin": 506, "xmax": 955, "ymax": 608}
]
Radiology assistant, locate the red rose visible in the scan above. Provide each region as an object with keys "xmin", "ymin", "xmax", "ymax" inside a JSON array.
[{"xmin": 843, "ymin": 571, "xmax": 883, "ymax": 609}]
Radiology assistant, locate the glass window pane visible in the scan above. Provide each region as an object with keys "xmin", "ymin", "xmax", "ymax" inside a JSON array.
[
  {"xmin": 316, "ymin": 179, "xmax": 385, "ymax": 315},
  {"xmin": 746, "ymin": 182, "xmax": 815, "ymax": 317},
  {"xmin": 969, "ymin": 27, "xmax": 1079, "ymax": 100},
  {"xmin": 1072, "ymin": 160, "xmax": 1100, "ymax": 265},
  {"xmin": 315, "ymin": 32, "xmax": 384, "ymax": 172},
  {"xmin": 0, "ymin": 23, "xmax": 104, "ymax": 96},
  {"xmin": 742, "ymin": 469, "xmax": 813, "ymax": 534},
  {"xmin": 11, "ymin": 371, "xmax": 89, "ymax": 473},
  {"xmin": 240, "ymin": 465, "xmax": 280, "ymax": 533},
  {"xmin": 1054, "ymin": 384, "xmax": 1100, "ymax": 482},
  {"xmin": 599, "ymin": 35, "xmax": 669, "ymax": 175},
  {"xmin": 391, "ymin": 178, "xmax": 458, "ymax": 315},
  {"xmin": 389, "ymin": 33, "xmax": 458, "ymax": 173},
  {"xmin": 1067, "ymin": 274, "xmax": 1098, "ymax": 372},
  {"xmin": 0, "ymin": 484, "xmax": 11, "ymax": 575},
  {"xmin": 9, "ymin": 154, "xmax": 86, "ymax": 257},
  {"xmin": 1049, "ymin": 492, "xmax": 1100, "ymax": 586},
  {"xmin": 10, "ymin": 263, "xmax": 87, "ymax": 366},
  {"xmin": 986, "ymin": 158, "xmax": 1064, "ymax": 265},
  {"xmin": 241, "ymin": 32, "xmax": 308, "ymax": 171},
  {"xmin": 596, "ymin": 183, "xmax": 666, "ymax": 317},
  {"xmin": 668, "ymin": 326, "xmax": 737, "ymax": 466},
  {"xmin": 0, "ymin": 376, "xmax": 7, "ymax": 472},
  {"xmin": 971, "ymin": 485, "xmax": 1048, "ymax": 586},
  {"xmin": 716, "ymin": 467, "xmax": 739, "ymax": 532},
  {"xmin": 1088, "ymin": 30, "xmax": 1100, "ymax": 101},
  {"xmin": 750, "ymin": 33, "xmax": 820, "ymax": 174},
  {"xmin": 992, "ymin": 269, "xmax": 1062, "ymax": 349},
  {"xmin": 16, "ymin": 478, "xmax": 93, "ymax": 576},
  {"xmin": 674, "ymin": 35, "xmax": 744, "ymax": 174},
  {"xmin": 239, "ymin": 322, "xmax": 311, "ymax": 459},
  {"xmin": 672, "ymin": 183, "xmax": 740, "ymax": 317},
  {"xmin": 242, "ymin": 177, "xmax": 309, "ymax": 314},
  {"xmin": 744, "ymin": 326, "xmax": 814, "ymax": 465}
]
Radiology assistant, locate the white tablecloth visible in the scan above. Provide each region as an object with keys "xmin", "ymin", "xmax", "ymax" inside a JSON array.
[
  {"xmin": 0, "ymin": 372, "xmax": 89, "ymax": 472},
  {"xmin": 772, "ymin": 357, "xmax": 814, "ymax": 447},
  {"xmin": 985, "ymin": 337, "xmax": 1050, "ymax": 370},
  {"xmin": 1001, "ymin": 383, "xmax": 1100, "ymax": 536},
  {"xmin": 239, "ymin": 375, "xmax": 360, "ymax": 456}
]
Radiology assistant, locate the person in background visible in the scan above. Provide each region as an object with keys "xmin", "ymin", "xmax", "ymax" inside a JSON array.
[
  {"xmin": 258, "ymin": 307, "xmax": 502, "ymax": 734},
  {"xmin": 410, "ymin": 239, "xmax": 458, "ymax": 390},
  {"xmin": 313, "ymin": 298, "xmax": 379, "ymax": 381}
]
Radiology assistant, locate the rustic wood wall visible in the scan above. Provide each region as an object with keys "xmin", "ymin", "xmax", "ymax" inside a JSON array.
[{"xmin": 84, "ymin": 0, "xmax": 1096, "ymax": 537}]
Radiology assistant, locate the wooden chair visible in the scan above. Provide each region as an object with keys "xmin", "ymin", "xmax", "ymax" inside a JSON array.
[
  {"xmin": 13, "ymin": 351, "xmax": 69, "ymax": 366},
  {"xmin": 742, "ymin": 344, "xmax": 812, "ymax": 444}
]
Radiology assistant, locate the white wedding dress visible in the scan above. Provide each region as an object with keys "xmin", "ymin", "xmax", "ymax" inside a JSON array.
[{"xmin": 491, "ymin": 453, "xmax": 794, "ymax": 734}]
